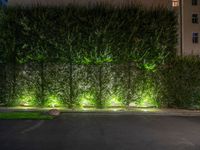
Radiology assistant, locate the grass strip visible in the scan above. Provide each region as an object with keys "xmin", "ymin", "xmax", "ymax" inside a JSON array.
[{"xmin": 0, "ymin": 112, "xmax": 54, "ymax": 120}]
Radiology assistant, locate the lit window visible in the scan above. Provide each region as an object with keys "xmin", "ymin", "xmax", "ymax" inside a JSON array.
[
  {"xmin": 192, "ymin": 0, "xmax": 198, "ymax": 5},
  {"xmin": 192, "ymin": 33, "xmax": 198, "ymax": 43},
  {"xmin": 192, "ymin": 14, "xmax": 198, "ymax": 23},
  {"xmin": 172, "ymin": 0, "xmax": 179, "ymax": 7}
]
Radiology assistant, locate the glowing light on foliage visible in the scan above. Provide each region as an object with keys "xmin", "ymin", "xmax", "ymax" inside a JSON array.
[
  {"xmin": 112, "ymin": 109, "xmax": 118, "ymax": 112},
  {"xmin": 79, "ymin": 92, "xmax": 95, "ymax": 107},
  {"xmin": 107, "ymin": 95, "xmax": 122, "ymax": 107},
  {"xmin": 144, "ymin": 63, "xmax": 156, "ymax": 72},
  {"xmin": 136, "ymin": 93, "xmax": 158, "ymax": 108},
  {"xmin": 141, "ymin": 108, "xmax": 159, "ymax": 112},
  {"xmin": 45, "ymin": 95, "xmax": 63, "ymax": 108},
  {"xmin": 18, "ymin": 91, "xmax": 36, "ymax": 107},
  {"xmin": 135, "ymin": 79, "xmax": 158, "ymax": 108}
]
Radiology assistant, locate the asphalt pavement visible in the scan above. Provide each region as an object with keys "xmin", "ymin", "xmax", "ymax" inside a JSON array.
[{"xmin": 0, "ymin": 113, "xmax": 200, "ymax": 150}]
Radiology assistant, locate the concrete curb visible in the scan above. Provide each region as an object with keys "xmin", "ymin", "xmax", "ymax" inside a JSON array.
[
  {"xmin": 1, "ymin": 107, "xmax": 200, "ymax": 116},
  {"xmin": 60, "ymin": 111, "xmax": 200, "ymax": 117}
]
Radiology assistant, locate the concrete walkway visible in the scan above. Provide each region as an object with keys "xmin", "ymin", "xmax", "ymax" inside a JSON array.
[{"xmin": 1, "ymin": 107, "xmax": 200, "ymax": 116}]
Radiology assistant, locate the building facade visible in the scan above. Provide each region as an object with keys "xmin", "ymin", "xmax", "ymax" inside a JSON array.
[
  {"xmin": 1, "ymin": 0, "xmax": 200, "ymax": 56},
  {"xmin": 181, "ymin": 0, "xmax": 200, "ymax": 55}
]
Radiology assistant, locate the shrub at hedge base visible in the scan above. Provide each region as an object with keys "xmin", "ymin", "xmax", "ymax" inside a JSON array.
[
  {"xmin": 160, "ymin": 57, "xmax": 200, "ymax": 109},
  {"xmin": 2, "ymin": 5, "xmax": 197, "ymax": 109}
]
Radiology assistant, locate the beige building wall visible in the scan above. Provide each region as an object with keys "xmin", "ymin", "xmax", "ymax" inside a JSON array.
[{"xmin": 182, "ymin": 0, "xmax": 200, "ymax": 56}]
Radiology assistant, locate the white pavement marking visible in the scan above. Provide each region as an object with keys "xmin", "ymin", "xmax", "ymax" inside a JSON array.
[
  {"xmin": 21, "ymin": 121, "xmax": 44, "ymax": 134},
  {"xmin": 176, "ymin": 138, "xmax": 195, "ymax": 147}
]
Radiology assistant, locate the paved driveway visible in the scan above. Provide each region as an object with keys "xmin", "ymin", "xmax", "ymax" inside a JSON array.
[{"xmin": 0, "ymin": 113, "xmax": 200, "ymax": 150}]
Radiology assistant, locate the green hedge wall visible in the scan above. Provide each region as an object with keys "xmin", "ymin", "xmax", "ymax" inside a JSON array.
[
  {"xmin": 1, "ymin": 5, "xmax": 194, "ymax": 109},
  {"xmin": 0, "ymin": 5, "xmax": 177, "ymax": 65},
  {"xmin": 160, "ymin": 57, "xmax": 200, "ymax": 109},
  {"xmin": 3, "ymin": 63, "xmax": 163, "ymax": 108},
  {"xmin": 2, "ymin": 59, "xmax": 200, "ymax": 109}
]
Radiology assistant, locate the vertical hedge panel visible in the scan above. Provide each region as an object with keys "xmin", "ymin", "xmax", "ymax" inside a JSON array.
[
  {"xmin": 44, "ymin": 63, "xmax": 69, "ymax": 107},
  {"xmin": 13, "ymin": 63, "xmax": 40, "ymax": 106},
  {"xmin": 0, "ymin": 63, "xmax": 6, "ymax": 105}
]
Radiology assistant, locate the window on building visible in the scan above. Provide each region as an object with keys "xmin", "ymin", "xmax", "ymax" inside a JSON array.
[
  {"xmin": 0, "ymin": 0, "xmax": 8, "ymax": 6},
  {"xmin": 192, "ymin": 14, "xmax": 198, "ymax": 23},
  {"xmin": 192, "ymin": 0, "xmax": 198, "ymax": 5},
  {"xmin": 192, "ymin": 33, "xmax": 198, "ymax": 43},
  {"xmin": 172, "ymin": 0, "xmax": 179, "ymax": 7}
]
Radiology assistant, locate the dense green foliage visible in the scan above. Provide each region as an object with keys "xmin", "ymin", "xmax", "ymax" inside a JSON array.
[
  {"xmin": 2, "ymin": 5, "xmax": 197, "ymax": 109},
  {"xmin": 160, "ymin": 57, "xmax": 200, "ymax": 109},
  {"xmin": 0, "ymin": 5, "xmax": 177, "ymax": 65}
]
